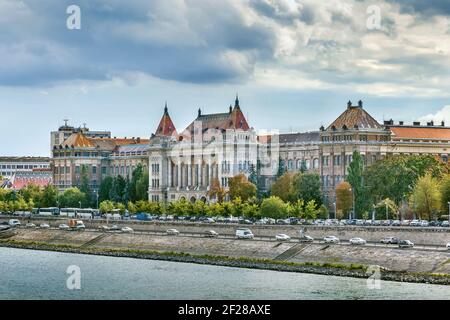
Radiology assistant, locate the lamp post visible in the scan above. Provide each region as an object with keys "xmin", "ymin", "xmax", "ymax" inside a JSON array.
[
  {"xmin": 333, "ymin": 202, "xmax": 336, "ymax": 220},
  {"xmin": 349, "ymin": 187, "xmax": 355, "ymax": 220},
  {"xmin": 79, "ymin": 201, "xmax": 81, "ymax": 209}
]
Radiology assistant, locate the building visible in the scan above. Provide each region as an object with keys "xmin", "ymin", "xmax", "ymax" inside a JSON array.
[
  {"xmin": 147, "ymin": 98, "xmax": 261, "ymax": 203},
  {"xmin": 0, "ymin": 157, "xmax": 51, "ymax": 179},
  {"xmin": 51, "ymin": 129, "xmax": 149, "ymax": 192},
  {"xmin": 0, "ymin": 157, "xmax": 52, "ymax": 190}
]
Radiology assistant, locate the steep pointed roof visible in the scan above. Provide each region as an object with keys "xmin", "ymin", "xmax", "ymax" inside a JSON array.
[
  {"xmin": 327, "ymin": 100, "xmax": 381, "ymax": 130},
  {"xmin": 155, "ymin": 104, "xmax": 177, "ymax": 137},
  {"xmin": 181, "ymin": 97, "xmax": 250, "ymax": 139}
]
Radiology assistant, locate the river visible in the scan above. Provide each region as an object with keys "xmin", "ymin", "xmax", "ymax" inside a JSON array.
[{"xmin": 0, "ymin": 247, "xmax": 448, "ymax": 299}]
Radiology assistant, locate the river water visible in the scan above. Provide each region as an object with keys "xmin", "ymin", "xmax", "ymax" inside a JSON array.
[{"xmin": 0, "ymin": 247, "xmax": 448, "ymax": 300}]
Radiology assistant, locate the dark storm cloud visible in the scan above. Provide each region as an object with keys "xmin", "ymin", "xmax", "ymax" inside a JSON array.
[{"xmin": 0, "ymin": 0, "xmax": 277, "ymax": 86}]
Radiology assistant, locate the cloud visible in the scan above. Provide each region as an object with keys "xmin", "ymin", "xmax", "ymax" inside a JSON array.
[
  {"xmin": 0, "ymin": 0, "xmax": 450, "ymax": 99},
  {"xmin": 420, "ymin": 105, "xmax": 450, "ymax": 123}
]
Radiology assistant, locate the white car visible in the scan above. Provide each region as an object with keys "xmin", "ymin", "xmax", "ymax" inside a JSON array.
[
  {"xmin": 25, "ymin": 223, "xmax": 36, "ymax": 228},
  {"xmin": 8, "ymin": 219, "xmax": 21, "ymax": 227},
  {"xmin": 98, "ymin": 225, "xmax": 110, "ymax": 231},
  {"xmin": 349, "ymin": 237, "xmax": 367, "ymax": 245},
  {"xmin": 204, "ymin": 218, "xmax": 216, "ymax": 224},
  {"xmin": 204, "ymin": 230, "xmax": 219, "ymax": 238},
  {"xmin": 58, "ymin": 224, "xmax": 69, "ymax": 230},
  {"xmin": 299, "ymin": 235, "xmax": 314, "ymax": 242},
  {"xmin": 398, "ymin": 240, "xmax": 414, "ymax": 248},
  {"xmin": 446, "ymin": 243, "xmax": 450, "ymax": 250},
  {"xmin": 324, "ymin": 236, "xmax": 340, "ymax": 243},
  {"xmin": 39, "ymin": 223, "xmax": 50, "ymax": 229},
  {"xmin": 275, "ymin": 234, "xmax": 291, "ymax": 241},
  {"xmin": 166, "ymin": 229, "xmax": 180, "ymax": 236},
  {"xmin": 121, "ymin": 227, "xmax": 134, "ymax": 233},
  {"xmin": 235, "ymin": 228, "xmax": 254, "ymax": 239}
]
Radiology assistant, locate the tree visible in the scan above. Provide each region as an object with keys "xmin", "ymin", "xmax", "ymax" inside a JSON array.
[
  {"xmin": 299, "ymin": 160, "xmax": 307, "ymax": 173},
  {"xmin": 59, "ymin": 187, "xmax": 87, "ymax": 208},
  {"xmin": 40, "ymin": 184, "xmax": 59, "ymax": 208},
  {"xmin": 207, "ymin": 178, "xmax": 227, "ymax": 203},
  {"xmin": 135, "ymin": 169, "xmax": 149, "ymax": 201},
  {"xmin": 365, "ymin": 154, "xmax": 448, "ymax": 205},
  {"xmin": 270, "ymin": 173, "xmax": 295, "ymax": 202},
  {"xmin": 228, "ymin": 174, "xmax": 257, "ymax": 201},
  {"xmin": 109, "ymin": 176, "xmax": 126, "ymax": 203},
  {"xmin": 293, "ymin": 172, "xmax": 322, "ymax": 205},
  {"xmin": 127, "ymin": 201, "xmax": 137, "ymax": 214},
  {"xmin": 99, "ymin": 200, "xmax": 115, "ymax": 213},
  {"xmin": 128, "ymin": 164, "xmax": 143, "ymax": 202},
  {"xmin": 98, "ymin": 176, "xmax": 113, "ymax": 202},
  {"xmin": 277, "ymin": 156, "xmax": 286, "ymax": 178},
  {"xmin": 409, "ymin": 174, "xmax": 442, "ymax": 220},
  {"xmin": 440, "ymin": 174, "xmax": 450, "ymax": 215},
  {"xmin": 248, "ymin": 163, "xmax": 258, "ymax": 185},
  {"xmin": 260, "ymin": 196, "xmax": 289, "ymax": 219},
  {"xmin": 336, "ymin": 181, "xmax": 352, "ymax": 219},
  {"xmin": 374, "ymin": 198, "xmax": 398, "ymax": 220},
  {"xmin": 303, "ymin": 200, "xmax": 319, "ymax": 220},
  {"xmin": 347, "ymin": 151, "xmax": 369, "ymax": 218}
]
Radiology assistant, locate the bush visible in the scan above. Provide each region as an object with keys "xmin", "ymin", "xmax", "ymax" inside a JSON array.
[{"xmin": 260, "ymin": 196, "xmax": 289, "ymax": 219}]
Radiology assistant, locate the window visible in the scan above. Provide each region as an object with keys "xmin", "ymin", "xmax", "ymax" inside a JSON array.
[{"xmin": 92, "ymin": 166, "xmax": 97, "ymax": 175}]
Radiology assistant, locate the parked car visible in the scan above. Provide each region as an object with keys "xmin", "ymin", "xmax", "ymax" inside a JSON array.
[
  {"xmin": 372, "ymin": 220, "xmax": 381, "ymax": 226},
  {"xmin": 166, "ymin": 229, "xmax": 180, "ymax": 236},
  {"xmin": 25, "ymin": 223, "xmax": 36, "ymax": 228},
  {"xmin": 98, "ymin": 225, "xmax": 110, "ymax": 231},
  {"xmin": 446, "ymin": 242, "xmax": 450, "ymax": 250},
  {"xmin": 410, "ymin": 220, "xmax": 421, "ymax": 227},
  {"xmin": 401, "ymin": 220, "xmax": 411, "ymax": 226},
  {"xmin": 323, "ymin": 236, "xmax": 340, "ymax": 244},
  {"xmin": 39, "ymin": 223, "xmax": 50, "ymax": 229},
  {"xmin": 235, "ymin": 228, "xmax": 254, "ymax": 239},
  {"xmin": 391, "ymin": 220, "xmax": 401, "ymax": 226},
  {"xmin": 204, "ymin": 218, "xmax": 215, "ymax": 224},
  {"xmin": 299, "ymin": 235, "xmax": 314, "ymax": 242},
  {"xmin": 109, "ymin": 225, "xmax": 120, "ymax": 231},
  {"xmin": 276, "ymin": 219, "xmax": 289, "ymax": 225},
  {"xmin": 275, "ymin": 234, "xmax": 291, "ymax": 241},
  {"xmin": 204, "ymin": 230, "xmax": 219, "ymax": 238},
  {"xmin": 429, "ymin": 220, "xmax": 441, "ymax": 227},
  {"xmin": 121, "ymin": 227, "xmax": 134, "ymax": 233},
  {"xmin": 420, "ymin": 220, "xmax": 429, "ymax": 227},
  {"xmin": 398, "ymin": 240, "xmax": 414, "ymax": 248},
  {"xmin": 349, "ymin": 237, "xmax": 367, "ymax": 245},
  {"xmin": 58, "ymin": 224, "xmax": 69, "ymax": 230},
  {"xmin": 441, "ymin": 221, "xmax": 449, "ymax": 227},
  {"xmin": 8, "ymin": 219, "xmax": 21, "ymax": 227},
  {"xmin": 380, "ymin": 237, "xmax": 399, "ymax": 244}
]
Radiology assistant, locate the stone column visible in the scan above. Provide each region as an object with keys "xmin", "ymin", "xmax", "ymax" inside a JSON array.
[
  {"xmin": 168, "ymin": 160, "xmax": 172, "ymax": 188},
  {"xmin": 177, "ymin": 162, "xmax": 181, "ymax": 189},
  {"xmin": 197, "ymin": 160, "xmax": 202, "ymax": 187},
  {"xmin": 188, "ymin": 162, "xmax": 192, "ymax": 187}
]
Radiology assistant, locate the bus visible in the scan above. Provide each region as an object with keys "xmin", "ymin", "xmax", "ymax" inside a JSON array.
[
  {"xmin": 75, "ymin": 208, "xmax": 96, "ymax": 219},
  {"xmin": 60, "ymin": 208, "xmax": 77, "ymax": 218},
  {"xmin": 37, "ymin": 207, "xmax": 60, "ymax": 216}
]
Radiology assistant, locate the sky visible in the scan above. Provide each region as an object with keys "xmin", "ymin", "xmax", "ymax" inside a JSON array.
[{"xmin": 1, "ymin": 0, "xmax": 450, "ymax": 156}]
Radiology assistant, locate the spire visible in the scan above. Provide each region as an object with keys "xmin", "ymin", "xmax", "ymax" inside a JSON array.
[
  {"xmin": 198, "ymin": 108, "xmax": 202, "ymax": 117},
  {"xmin": 358, "ymin": 100, "xmax": 363, "ymax": 108},
  {"xmin": 347, "ymin": 100, "xmax": 352, "ymax": 108},
  {"xmin": 155, "ymin": 104, "xmax": 177, "ymax": 137},
  {"xmin": 229, "ymin": 105, "xmax": 232, "ymax": 113},
  {"xmin": 235, "ymin": 93, "xmax": 240, "ymax": 108}
]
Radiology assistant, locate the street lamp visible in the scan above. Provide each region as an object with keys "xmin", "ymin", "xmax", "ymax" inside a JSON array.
[
  {"xmin": 332, "ymin": 202, "xmax": 336, "ymax": 220},
  {"xmin": 349, "ymin": 187, "xmax": 355, "ymax": 220},
  {"xmin": 79, "ymin": 201, "xmax": 81, "ymax": 209}
]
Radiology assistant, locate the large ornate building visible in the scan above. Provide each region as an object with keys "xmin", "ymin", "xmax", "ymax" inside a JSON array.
[{"xmin": 50, "ymin": 98, "xmax": 450, "ymax": 209}]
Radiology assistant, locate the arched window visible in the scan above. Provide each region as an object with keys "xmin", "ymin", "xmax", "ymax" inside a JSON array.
[{"xmin": 313, "ymin": 158, "xmax": 319, "ymax": 169}]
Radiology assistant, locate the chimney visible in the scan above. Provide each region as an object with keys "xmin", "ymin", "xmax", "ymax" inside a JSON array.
[
  {"xmin": 347, "ymin": 100, "xmax": 352, "ymax": 108},
  {"xmin": 358, "ymin": 100, "xmax": 363, "ymax": 108},
  {"xmin": 442, "ymin": 121, "xmax": 445, "ymax": 127}
]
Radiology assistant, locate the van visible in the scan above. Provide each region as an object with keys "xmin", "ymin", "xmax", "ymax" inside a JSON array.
[
  {"xmin": 8, "ymin": 219, "xmax": 21, "ymax": 227},
  {"xmin": 235, "ymin": 228, "xmax": 254, "ymax": 239}
]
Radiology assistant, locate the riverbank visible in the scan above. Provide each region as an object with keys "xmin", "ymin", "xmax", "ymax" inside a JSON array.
[{"xmin": 1, "ymin": 238, "xmax": 449, "ymax": 285}]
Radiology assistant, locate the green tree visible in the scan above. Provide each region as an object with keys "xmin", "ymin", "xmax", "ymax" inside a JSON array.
[
  {"xmin": 409, "ymin": 174, "xmax": 442, "ymax": 220},
  {"xmin": 347, "ymin": 151, "xmax": 369, "ymax": 218},
  {"xmin": 128, "ymin": 164, "xmax": 143, "ymax": 202},
  {"xmin": 59, "ymin": 187, "xmax": 87, "ymax": 208},
  {"xmin": 248, "ymin": 163, "xmax": 258, "ymax": 185},
  {"xmin": 260, "ymin": 196, "xmax": 289, "ymax": 219},
  {"xmin": 135, "ymin": 169, "xmax": 149, "ymax": 201},
  {"xmin": 299, "ymin": 160, "xmax": 307, "ymax": 173},
  {"xmin": 98, "ymin": 176, "xmax": 113, "ymax": 202},
  {"xmin": 40, "ymin": 184, "xmax": 59, "ymax": 208},
  {"xmin": 277, "ymin": 156, "xmax": 286, "ymax": 178},
  {"xmin": 304, "ymin": 200, "xmax": 319, "ymax": 220},
  {"xmin": 228, "ymin": 174, "xmax": 257, "ymax": 201},
  {"xmin": 99, "ymin": 200, "xmax": 115, "ymax": 213},
  {"xmin": 440, "ymin": 175, "xmax": 450, "ymax": 215},
  {"xmin": 293, "ymin": 172, "xmax": 322, "ymax": 205},
  {"xmin": 207, "ymin": 178, "xmax": 227, "ymax": 203}
]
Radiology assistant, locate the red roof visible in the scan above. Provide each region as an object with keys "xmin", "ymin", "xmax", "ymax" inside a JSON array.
[
  {"xmin": 390, "ymin": 126, "xmax": 450, "ymax": 140},
  {"xmin": 155, "ymin": 105, "xmax": 177, "ymax": 137}
]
